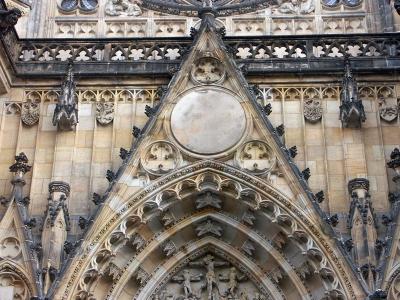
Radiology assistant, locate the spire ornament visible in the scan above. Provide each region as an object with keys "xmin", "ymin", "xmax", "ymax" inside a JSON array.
[
  {"xmin": 53, "ymin": 63, "xmax": 79, "ymax": 131},
  {"xmin": 339, "ymin": 59, "xmax": 366, "ymax": 128}
]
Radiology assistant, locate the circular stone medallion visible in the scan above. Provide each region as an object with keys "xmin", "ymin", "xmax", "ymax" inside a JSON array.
[{"xmin": 171, "ymin": 87, "xmax": 246, "ymax": 155}]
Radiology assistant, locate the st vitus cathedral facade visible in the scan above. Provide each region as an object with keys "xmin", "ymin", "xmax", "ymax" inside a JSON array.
[{"xmin": 0, "ymin": 0, "xmax": 399, "ymax": 299}]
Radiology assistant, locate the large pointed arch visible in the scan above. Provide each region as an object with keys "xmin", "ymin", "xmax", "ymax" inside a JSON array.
[{"xmin": 54, "ymin": 161, "xmax": 361, "ymax": 300}]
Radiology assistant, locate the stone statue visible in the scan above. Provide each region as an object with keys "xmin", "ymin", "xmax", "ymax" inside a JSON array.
[
  {"xmin": 171, "ymin": 269, "xmax": 202, "ymax": 298},
  {"xmin": 189, "ymin": 254, "xmax": 228, "ymax": 300},
  {"xmin": 276, "ymin": 0, "xmax": 315, "ymax": 14},
  {"xmin": 105, "ymin": 0, "xmax": 142, "ymax": 16}
]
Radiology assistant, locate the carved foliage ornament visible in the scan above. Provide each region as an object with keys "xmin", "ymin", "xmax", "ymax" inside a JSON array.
[
  {"xmin": 235, "ymin": 141, "xmax": 276, "ymax": 175},
  {"xmin": 304, "ymin": 98, "xmax": 323, "ymax": 123},
  {"xmin": 191, "ymin": 56, "xmax": 225, "ymax": 85},
  {"xmin": 21, "ymin": 101, "xmax": 40, "ymax": 126},
  {"xmin": 96, "ymin": 102, "xmax": 114, "ymax": 125},
  {"xmin": 141, "ymin": 141, "xmax": 181, "ymax": 176}
]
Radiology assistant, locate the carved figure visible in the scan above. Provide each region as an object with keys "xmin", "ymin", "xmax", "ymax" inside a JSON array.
[
  {"xmin": 189, "ymin": 254, "xmax": 228, "ymax": 300},
  {"xmin": 276, "ymin": 0, "xmax": 315, "ymax": 14},
  {"xmin": 171, "ymin": 269, "xmax": 202, "ymax": 298},
  {"xmin": 21, "ymin": 102, "xmax": 40, "ymax": 126},
  {"xmin": 105, "ymin": 0, "xmax": 142, "ymax": 16}
]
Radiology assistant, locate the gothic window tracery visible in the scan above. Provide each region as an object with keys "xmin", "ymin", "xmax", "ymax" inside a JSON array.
[
  {"xmin": 58, "ymin": 0, "xmax": 98, "ymax": 13},
  {"xmin": 321, "ymin": 0, "xmax": 362, "ymax": 8}
]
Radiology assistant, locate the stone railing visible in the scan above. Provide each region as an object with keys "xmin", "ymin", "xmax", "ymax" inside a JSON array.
[{"xmin": 1, "ymin": 21, "xmax": 400, "ymax": 77}]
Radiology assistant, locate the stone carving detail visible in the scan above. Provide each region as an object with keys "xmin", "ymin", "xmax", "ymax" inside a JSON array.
[
  {"xmin": 152, "ymin": 253, "xmax": 266, "ymax": 300},
  {"xmin": 58, "ymin": 0, "xmax": 98, "ymax": 13},
  {"xmin": 162, "ymin": 240, "xmax": 177, "ymax": 257},
  {"xmin": 196, "ymin": 192, "xmax": 222, "ymax": 210},
  {"xmin": 339, "ymin": 60, "xmax": 366, "ymax": 128},
  {"xmin": 0, "ymin": 272, "xmax": 29, "ymax": 299},
  {"xmin": 303, "ymin": 98, "xmax": 323, "ymax": 123},
  {"xmin": 241, "ymin": 240, "xmax": 256, "ymax": 257},
  {"xmin": 53, "ymin": 64, "xmax": 79, "ymax": 131},
  {"xmin": 378, "ymin": 97, "xmax": 398, "ymax": 122},
  {"xmin": 0, "ymin": 8, "xmax": 21, "ymax": 33},
  {"xmin": 130, "ymin": 233, "xmax": 145, "ymax": 251},
  {"xmin": 105, "ymin": 0, "xmax": 142, "ymax": 16},
  {"xmin": 96, "ymin": 102, "xmax": 114, "ymax": 125},
  {"xmin": 235, "ymin": 141, "xmax": 276, "ymax": 175},
  {"xmin": 321, "ymin": 0, "xmax": 362, "ymax": 8},
  {"xmin": 191, "ymin": 56, "xmax": 225, "ymax": 84},
  {"xmin": 21, "ymin": 101, "xmax": 40, "ymax": 126},
  {"xmin": 276, "ymin": 0, "xmax": 315, "ymax": 14},
  {"xmin": 141, "ymin": 141, "xmax": 181, "ymax": 176},
  {"xmin": 347, "ymin": 178, "xmax": 378, "ymax": 292},
  {"xmin": 41, "ymin": 181, "xmax": 71, "ymax": 294},
  {"xmin": 195, "ymin": 219, "xmax": 223, "ymax": 237},
  {"xmin": 0, "ymin": 237, "xmax": 21, "ymax": 259}
]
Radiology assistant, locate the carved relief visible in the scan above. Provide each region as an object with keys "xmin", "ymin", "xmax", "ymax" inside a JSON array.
[
  {"xmin": 378, "ymin": 97, "xmax": 398, "ymax": 122},
  {"xmin": 191, "ymin": 56, "xmax": 226, "ymax": 85},
  {"xmin": 195, "ymin": 219, "xmax": 223, "ymax": 237},
  {"xmin": 21, "ymin": 101, "xmax": 40, "ymax": 126},
  {"xmin": 96, "ymin": 102, "xmax": 114, "ymax": 125},
  {"xmin": 141, "ymin": 141, "xmax": 181, "ymax": 176},
  {"xmin": 152, "ymin": 253, "xmax": 266, "ymax": 300},
  {"xmin": 0, "ymin": 237, "xmax": 21, "ymax": 259},
  {"xmin": 235, "ymin": 141, "xmax": 276, "ymax": 175},
  {"xmin": 276, "ymin": 0, "xmax": 315, "ymax": 14},
  {"xmin": 105, "ymin": 0, "xmax": 142, "ymax": 16},
  {"xmin": 303, "ymin": 98, "xmax": 323, "ymax": 122},
  {"xmin": 0, "ymin": 273, "xmax": 29, "ymax": 299}
]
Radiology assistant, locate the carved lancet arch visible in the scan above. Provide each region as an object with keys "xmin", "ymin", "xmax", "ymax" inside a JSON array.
[{"xmin": 55, "ymin": 161, "xmax": 359, "ymax": 300}]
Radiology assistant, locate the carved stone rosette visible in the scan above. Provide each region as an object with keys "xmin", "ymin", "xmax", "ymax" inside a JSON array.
[
  {"xmin": 303, "ymin": 99, "xmax": 322, "ymax": 123},
  {"xmin": 96, "ymin": 102, "xmax": 114, "ymax": 126},
  {"xmin": 235, "ymin": 140, "xmax": 276, "ymax": 175},
  {"xmin": 21, "ymin": 101, "xmax": 40, "ymax": 126},
  {"xmin": 140, "ymin": 141, "xmax": 182, "ymax": 176}
]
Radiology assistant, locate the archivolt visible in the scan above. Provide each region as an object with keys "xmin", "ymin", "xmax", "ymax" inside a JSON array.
[{"xmin": 59, "ymin": 160, "xmax": 357, "ymax": 300}]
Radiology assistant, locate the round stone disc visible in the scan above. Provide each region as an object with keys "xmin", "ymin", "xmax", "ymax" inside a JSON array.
[{"xmin": 171, "ymin": 87, "xmax": 246, "ymax": 155}]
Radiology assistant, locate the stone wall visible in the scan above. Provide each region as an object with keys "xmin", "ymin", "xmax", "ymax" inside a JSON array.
[
  {"xmin": 0, "ymin": 78, "xmax": 398, "ymax": 236},
  {"xmin": 16, "ymin": 0, "xmax": 389, "ymax": 38}
]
